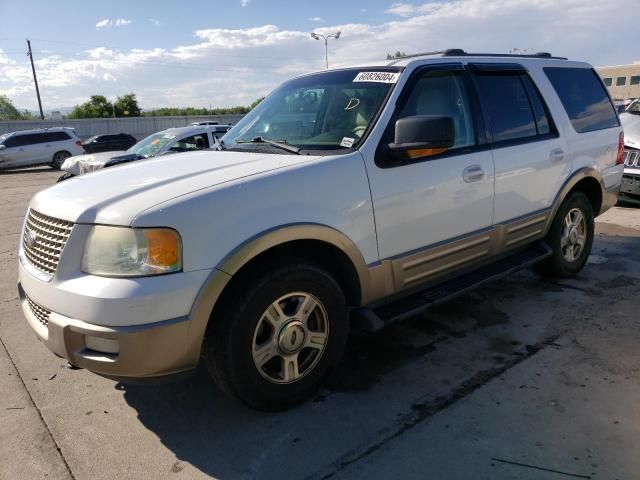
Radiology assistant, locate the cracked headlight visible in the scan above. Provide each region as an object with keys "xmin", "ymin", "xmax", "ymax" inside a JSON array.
[{"xmin": 82, "ymin": 226, "xmax": 182, "ymax": 277}]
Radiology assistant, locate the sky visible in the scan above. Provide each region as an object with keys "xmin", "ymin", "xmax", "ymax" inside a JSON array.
[{"xmin": 0, "ymin": 0, "xmax": 638, "ymax": 112}]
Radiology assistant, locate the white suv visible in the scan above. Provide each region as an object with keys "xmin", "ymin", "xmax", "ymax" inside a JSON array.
[
  {"xmin": 0, "ymin": 127, "xmax": 84, "ymax": 170},
  {"xmin": 18, "ymin": 50, "xmax": 624, "ymax": 410}
]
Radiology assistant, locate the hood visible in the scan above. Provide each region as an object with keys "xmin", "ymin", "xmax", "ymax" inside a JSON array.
[
  {"xmin": 31, "ymin": 150, "xmax": 320, "ymax": 225},
  {"xmin": 621, "ymin": 112, "xmax": 640, "ymax": 150},
  {"xmin": 61, "ymin": 151, "xmax": 127, "ymax": 175}
]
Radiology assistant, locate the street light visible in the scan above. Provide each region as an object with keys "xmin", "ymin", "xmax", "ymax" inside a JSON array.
[{"xmin": 310, "ymin": 31, "xmax": 341, "ymax": 69}]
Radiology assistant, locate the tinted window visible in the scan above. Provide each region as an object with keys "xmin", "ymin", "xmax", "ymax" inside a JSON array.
[
  {"xmin": 630, "ymin": 76, "xmax": 640, "ymax": 86},
  {"xmin": 169, "ymin": 134, "xmax": 210, "ymax": 152},
  {"xmin": 521, "ymin": 75, "xmax": 552, "ymax": 135},
  {"xmin": 474, "ymin": 72, "xmax": 537, "ymax": 142},
  {"xmin": 603, "ymin": 77, "xmax": 612, "ymax": 87},
  {"xmin": 398, "ymin": 69, "xmax": 475, "ymax": 150},
  {"xmin": 544, "ymin": 67, "xmax": 619, "ymax": 133},
  {"xmin": 616, "ymin": 76, "xmax": 627, "ymax": 86},
  {"xmin": 21, "ymin": 133, "xmax": 49, "ymax": 145},
  {"xmin": 3, "ymin": 136, "xmax": 23, "ymax": 148},
  {"xmin": 46, "ymin": 131, "xmax": 71, "ymax": 142}
]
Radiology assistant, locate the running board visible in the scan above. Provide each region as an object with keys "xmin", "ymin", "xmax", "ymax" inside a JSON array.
[{"xmin": 352, "ymin": 242, "xmax": 552, "ymax": 333}]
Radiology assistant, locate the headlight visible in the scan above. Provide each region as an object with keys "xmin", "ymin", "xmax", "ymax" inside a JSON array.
[{"xmin": 82, "ymin": 226, "xmax": 182, "ymax": 277}]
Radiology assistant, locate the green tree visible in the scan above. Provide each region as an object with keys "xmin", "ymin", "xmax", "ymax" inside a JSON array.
[
  {"xmin": 68, "ymin": 95, "xmax": 114, "ymax": 119},
  {"xmin": 114, "ymin": 93, "xmax": 141, "ymax": 117},
  {"xmin": 249, "ymin": 96, "xmax": 265, "ymax": 110},
  {"xmin": 0, "ymin": 95, "xmax": 24, "ymax": 120},
  {"xmin": 386, "ymin": 51, "xmax": 407, "ymax": 60}
]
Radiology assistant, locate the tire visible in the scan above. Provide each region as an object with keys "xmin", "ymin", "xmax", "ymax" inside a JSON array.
[
  {"xmin": 203, "ymin": 261, "xmax": 348, "ymax": 411},
  {"xmin": 537, "ymin": 191, "xmax": 594, "ymax": 278},
  {"xmin": 51, "ymin": 151, "xmax": 71, "ymax": 170}
]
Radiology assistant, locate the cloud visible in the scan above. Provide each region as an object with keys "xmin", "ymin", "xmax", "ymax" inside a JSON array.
[
  {"xmin": 149, "ymin": 18, "xmax": 161, "ymax": 26},
  {"xmin": 95, "ymin": 18, "xmax": 132, "ymax": 29},
  {"xmin": 2, "ymin": 0, "xmax": 638, "ymax": 110},
  {"xmin": 309, "ymin": 17, "xmax": 324, "ymax": 22},
  {"xmin": 240, "ymin": 0, "xmax": 250, "ymax": 6}
]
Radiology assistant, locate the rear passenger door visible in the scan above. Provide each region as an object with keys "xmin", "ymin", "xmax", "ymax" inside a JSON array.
[{"xmin": 470, "ymin": 64, "xmax": 569, "ymax": 224}]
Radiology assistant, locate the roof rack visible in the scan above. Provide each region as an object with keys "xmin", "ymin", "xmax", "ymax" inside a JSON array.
[{"xmin": 387, "ymin": 49, "xmax": 567, "ymax": 64}]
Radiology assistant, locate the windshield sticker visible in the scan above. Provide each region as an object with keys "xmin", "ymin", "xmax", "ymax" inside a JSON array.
[
  {"xmin": 344, "ymin": 98, "xmax": 361, "ymax": 110},
  {"xmin": 353, "ymin": 71, "xmax": 400, "ymax": 84},
  {"xmin": 340, "ymin": 137, "xmax": 355, "ymax": 148}
]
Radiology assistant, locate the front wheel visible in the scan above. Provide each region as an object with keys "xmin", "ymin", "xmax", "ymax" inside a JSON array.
[
  {"xmin": 203, "ymin": 261, "xmax": 348, "ymax": 411},
  {"xmin": 51, "ymin": 151, "xmax": 71, "ymax": 170},
  {"xmin": 537, "ymin": 191, "xmax": 594, "ymax": 278}
]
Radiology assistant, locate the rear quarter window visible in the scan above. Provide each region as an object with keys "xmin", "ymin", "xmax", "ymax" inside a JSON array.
[{"xmin": 544, "ymin": 67, "xmax": 619, "ymax": 134}]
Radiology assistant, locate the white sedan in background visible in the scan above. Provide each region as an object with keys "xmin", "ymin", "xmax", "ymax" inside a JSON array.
[{"xmin": 59, "ymin": 124, "xmax": 231, "ymax": 180}]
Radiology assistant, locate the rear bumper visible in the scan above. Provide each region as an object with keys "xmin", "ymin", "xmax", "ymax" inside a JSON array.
[
  {"xmin": 619, "ymin": 172, "xmax": 640, "ymax": 204},
  {"xmin": 18, "ymin": 283, "xmax": 200, "ymax": 378}
]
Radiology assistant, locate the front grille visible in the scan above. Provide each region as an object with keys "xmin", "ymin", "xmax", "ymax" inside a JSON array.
[
  {"xmin": 22, "ymin": 209, "xmax": 74, "ymax": 278},
  {"xmin": 25, "ymin": 294, "xmax": 50, "ymax": 328},
  {"xmin": 624, "ymin": 149, "xmax": 640, "ymax": 168}
]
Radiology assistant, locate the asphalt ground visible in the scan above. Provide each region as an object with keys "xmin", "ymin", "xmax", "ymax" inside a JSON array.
[{"xmin": 1, "ymin": 166, "xmax": 639, "ymax": 480}]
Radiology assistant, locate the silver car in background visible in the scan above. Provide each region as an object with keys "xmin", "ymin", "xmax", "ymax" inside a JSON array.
[{"xmin": 59, "ymin": 124, "xmax": 231, "ymax": 180}]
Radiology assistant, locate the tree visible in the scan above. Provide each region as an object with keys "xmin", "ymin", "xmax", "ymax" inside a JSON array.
[
  {"xmin": 0, "ymin": 95, "xmax": 24, "ymax": 120},
  {"xmin": 249, "ymin": 96, "xmax": 265, "ymax": 110},
  {"xmin": 68, "ymin": 95, "xmax": 114, "ymax": 119},
  {"xmin": 114, "ymin": 93, "xmax": 141, "ymax": 117},
  {"xmin": 386, "ymin": 51, "xmax": 407, "ymax": 60}
]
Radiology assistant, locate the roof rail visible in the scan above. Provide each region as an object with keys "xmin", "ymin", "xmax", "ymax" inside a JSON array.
[{"xmin": 387, "ymin": 49, "xmax": 567, "ymax": 64}]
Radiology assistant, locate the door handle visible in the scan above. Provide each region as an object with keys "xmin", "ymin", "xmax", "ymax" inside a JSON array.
[
  {"xmin": 462, "ymin": 165, "xmax": 485, "ymax": 183},
  {"xmin": 550, "ymin": 148, "xmax": 565, "ymax": 162}
]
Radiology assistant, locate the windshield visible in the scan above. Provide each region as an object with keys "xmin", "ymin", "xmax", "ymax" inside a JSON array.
[
  {"xmin": 126, "ymin": 131, "xmax": 177, "ymax": 158},
  {"xmin": 221, "ymin": 68, "xmax": 401, "ymax": 152}
]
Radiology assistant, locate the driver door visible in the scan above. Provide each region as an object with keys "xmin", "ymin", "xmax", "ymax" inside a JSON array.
[{"xmin": 366, "ymin": 65, "xmax": 495, "ymax": 287}]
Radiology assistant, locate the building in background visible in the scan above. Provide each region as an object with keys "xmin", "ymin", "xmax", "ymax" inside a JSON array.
[{"xmin": 596, "ymin": 63, "xmax": 640, "ymax": 101}]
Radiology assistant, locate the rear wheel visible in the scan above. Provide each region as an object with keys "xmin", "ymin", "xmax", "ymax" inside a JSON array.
[
  {"xmin": 51, "ymin": 151, "xmax": 71, "ymax": 170},
  {"xmin": 537, "ymin": 191, "xmax": 594, "ymax": 278},
  {"xmin": 203, "ymin": 261, "xmax": 348, "ymax": 411}
]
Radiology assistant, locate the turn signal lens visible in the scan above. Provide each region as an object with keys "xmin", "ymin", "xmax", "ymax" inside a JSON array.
[{"xmin": 144, "ymin": 229, "xmax": 180, "ymax": 267}]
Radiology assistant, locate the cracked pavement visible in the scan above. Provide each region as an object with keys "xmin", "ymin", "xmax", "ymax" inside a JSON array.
[{"xmin": 1, "ymin": 168, "xmax": 639, "ymax": 480}]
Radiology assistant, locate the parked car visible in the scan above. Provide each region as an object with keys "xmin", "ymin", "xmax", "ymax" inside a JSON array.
[
  {"xmin": 619, "ymin": 101, "xmax": 640, "ymax": 205},
  {"xmin": 81, "ymin": 133, "xmax": 137, "ymax": 154},
  {"xmin": 18, "ymin": 50, "xmax": 623, "ymax": 411},
  {"xmin": 0, "ymin": 127, "xmax": 84, "ymax": 170},
  {"xmin": 59, "ymin": 125, "xmax": 231, "ymax": 180}
]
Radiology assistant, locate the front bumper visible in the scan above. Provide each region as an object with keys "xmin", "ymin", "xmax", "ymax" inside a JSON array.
[{"xmin": 19, "ymin": 283, "xmax": 198, "ymax": 378}]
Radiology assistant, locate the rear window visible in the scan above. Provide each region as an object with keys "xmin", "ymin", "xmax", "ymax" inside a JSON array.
[{"xmin": 544, "ymin": 67, "xmax": 619, "ymax": 133}]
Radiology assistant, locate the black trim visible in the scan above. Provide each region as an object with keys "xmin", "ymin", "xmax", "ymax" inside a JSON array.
[
  {"xmin": 374, "ymin": 63, "xmax": 487, "ymax": 168},
  {"xmin": 468, "ymin": 62, "xmax": 527, "ymax": 73}
]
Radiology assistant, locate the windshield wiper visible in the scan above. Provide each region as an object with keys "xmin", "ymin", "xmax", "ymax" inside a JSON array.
[{"xmin": 236, "ymin": 136, "xmax": 301, "ymax": 154}]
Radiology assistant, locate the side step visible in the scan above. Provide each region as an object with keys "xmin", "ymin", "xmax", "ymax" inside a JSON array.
[{"xmin": 352, "ymin": 242, "xmax": 552, "ymax": 333}]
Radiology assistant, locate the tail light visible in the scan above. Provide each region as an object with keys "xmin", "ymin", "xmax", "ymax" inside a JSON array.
[
  {"xmin": 75, "ymin": 140, "xmax": 82, "ymax": 146},
  {"xmin": 616, "ymin": 131, "xmax": 624, "ymax": 166}
]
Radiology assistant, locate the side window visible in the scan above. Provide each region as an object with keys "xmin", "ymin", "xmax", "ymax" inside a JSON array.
[
  {"xmin": 170, "ymin": 134, "xmax": 209, "ymax": 152},
  {"xmin": 473, "ymin": 72, "xmax": 538, "ymax": 143},
  {"xmin": 48, "ymin": 132, "xmax": 71, "ymax": 142},
  {"xmin": 602, "ymin": 77, "xmax": 612, "ymax": 87},
  {"xmin": 397, "ymin": 69, "xmax": 475, "ymax": 150},
  {"xmin": 23, "ymin": 133, "xmax": 49, "ymax": 145},
  {"xmin": 3, "ymin": 136, "xmax": 23, "ymax": 148},
  {"xmin": 544, "ymin": 67, "xmax": 619, "ymax": 133}
]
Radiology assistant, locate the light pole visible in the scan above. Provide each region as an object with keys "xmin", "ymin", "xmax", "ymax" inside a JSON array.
[{"xmin": 310, "ymin": 31, "xmax": 341, "ymax": 69}]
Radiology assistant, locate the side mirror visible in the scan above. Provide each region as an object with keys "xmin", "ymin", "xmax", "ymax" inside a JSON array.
[{"xmin": 388, "ymin": 115, "xmax": 454, "ymax": 159}]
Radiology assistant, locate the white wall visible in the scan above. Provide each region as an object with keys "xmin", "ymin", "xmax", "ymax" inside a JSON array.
[{"xmin": 0, "ymin": 115, "xmax": 245, "ymax": 141}]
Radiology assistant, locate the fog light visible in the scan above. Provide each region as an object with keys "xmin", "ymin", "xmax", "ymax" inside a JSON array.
[{"xmin": 85, "ymin": 336, "xmax": 119, "ymax": 354}]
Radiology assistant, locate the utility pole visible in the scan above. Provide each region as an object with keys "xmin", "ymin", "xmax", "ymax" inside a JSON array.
[
  {"xmin": 310, "ymin": 31, "xmax": 341, "ymax": 69},
  {"xmin": 26, "ymin": 39, "xmax": 44, "ymax": 120}
]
